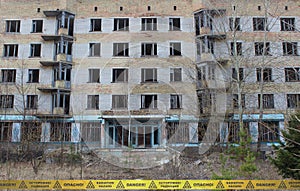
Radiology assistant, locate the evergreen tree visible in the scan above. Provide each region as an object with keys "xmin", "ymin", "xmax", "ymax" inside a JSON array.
[{"xmin": 271, "ymin": 114, "xmax": 300, "ymax": 179}]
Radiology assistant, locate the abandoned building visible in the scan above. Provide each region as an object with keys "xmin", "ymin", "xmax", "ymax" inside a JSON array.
[{"xmin": 0, "ymin": 0, "xmax": 299, "ymax": 156}]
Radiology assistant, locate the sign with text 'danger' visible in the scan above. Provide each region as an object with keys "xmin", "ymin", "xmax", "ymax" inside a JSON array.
[{"xmin": 0, "ymin": 180, "xmax": 299, "ymax": 190}]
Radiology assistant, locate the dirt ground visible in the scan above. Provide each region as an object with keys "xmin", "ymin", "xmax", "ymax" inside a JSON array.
[{"xmin": 0, "ymin": 148, "xmax": 282, "ymax": 180}]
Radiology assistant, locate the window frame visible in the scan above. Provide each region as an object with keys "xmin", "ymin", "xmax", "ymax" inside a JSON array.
[
  {"xmin": 0, "ymin": 95, "xmax": 14, "ymax": 109},
  {"xmin": 258, "ymin": 94, "xmax": 274, "ymax": 109},
  {"xmin": 28, "ymin": 69, "xmax": 39, "ymax": 83},
  {"xmin": 232, "ymin": 94, "xmax": 245, "ymax": 109},
  {"xmin": 89, "ymin": 43, "xmax": 101, "ymax": 57},
  {"xmin": 283, "ymin": 42, "xmax": 298, "ymax": 56},
  {"xmin": 170, "ymin": 94, "xmax": 182, "ymax": 109},
  {"xmin": 113, "ymin": 43, "xmax": 129, "ymax": 57},
  {"xmin": 232, "ymin": 68, "xmax": 244, "ymax": 81},
  {"xmin": 253, "ymin": 17, "xmax": 268, "ymax": 31},
  {"xmin": 112, "ymin": 68, "xmax": 128, "ymax": 83},
  {"xmin": 88, "ymin": 68, "xmax": 100, "ymax": 83},
  {"xmin": 169, "ymin": 18, "xmax": 181, "ymax": 31},
  {"xmin": 230, "ymin": 42, "xmax": 242, "ymax": 56},
  {"xmin": 170, "ymin": 42, "xmax": 182, "ymax": 56},
  {"xmin": 87, "ymin": 95, "xmax": 99, "ymax": 110},
  {"xmin": 26, "ymin": 95, "xmax": 38, "ymax": 109},
  {"xmin": 280, "ymin": 18, "xmax": 295, "ymax": 31},
  {"xmin": 1, "ymin": 69, "xmax": 16, "ymax": 83},
  {"xmin": 285, "ymin": 68, "xmax": 300, "ymax": 82},
  {"xmin": 30, "ymin": 43, "xmax": 41, "ymax": 57},
  {"xmin": 141, "ymin": 68, "xmax": 157, "ymax": 83},
  {"xmin": 90, "ymin": 18, "xmax": 102, "ymax": 32},
  {"xmin": 287, "ymin": 94, "xmax": 300, "ymax": 108},
  {"xmin": 229, "ymin": 17, "xmax": 241, "ymax": 31},
  {"xmin": 113, "ymin": 18, "xmax": 129, "ymax": 31},
  {"xmin": 32, "ymin": 20, "xmax": 43, "ymax": 33},
  {"xmin": 3, "ymin": 44, "xmax": 18, "ymax": 57},
  {"xmin": 258, "ymin": 122, "xmax": 279, "ymax": 142},
  {"xmin": 112, "ymin": 95, "xmax": 128, "ymax": 109},
  {"xmin": 141, "ymin": 43, "xmax": 157, "ymax": 56},
  {"xmin": 6, "ymin": 20, "xmax": 20, "ymax": 33},
  {"xmin": 170, "ymin": 68, "xmax": 182, "ymax": 82},
  {"xmin": 141, "ymin": 18, "xmax": 157, "ymax": 31},
  {"xmin": 141, "ymin": 94, "xmax": 158, "ymax": 109},
  {"xmin": 254, "ymin": 42, "xmax": 271, "ymax": 56},
  {"xmin": 0, "ymin": 122, "xmax": 12, "ymax": 142},
  {"xmin": 256, "ymin": 68, "xmax": 272, "ymax": 82}
]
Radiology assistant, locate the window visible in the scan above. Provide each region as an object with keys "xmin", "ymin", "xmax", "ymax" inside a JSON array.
[
  {"xmin": 6, "ymin": 20, "xmax": 20, "ymax": 32},
  {"xmin": 141, "ymin": 68, "xmax": 157, "ymax": 83},
  {"xmin": 283, "ymin": 42, "xmax": 298, "ymax": 56},
  {"xmin": 112, "ymin": 68, "xmax": 128, "ymax": 82},
  {"xmin": 89, "ymin": 43, "xmax": 101, "ymax": 57},
  {"xmin": 280, "ymin": 18, "xmax": 295, "ymax": 31},
  {"xmin": 141, "ymin": 95, "xmax": 157, "ymax": 109},
  {"xmin": 229, "ymin": 17, "xmax": 241, "ymax": 31},
  {"xmin": 256, "ymin": 68, "xmax": 272, "ymax": 82},
  {"xmin": 26, "ymin": 95, "xmax": 38, "ymax": 109},
  {"xmin": 113, "ymin": 43, "xmax": 129, "ymax": 56},
  {"xmin": 228, "ymin": 122, "xmax": 249, "ymax": 143},
  {"xmin": 90, "ymin": 19, "xmax": 101, "ymax": 31},
  {"xmin": 141, "ymin": 43, "xmax": 157, "ymax": 56},
  {"xmin": 50, "ymin": 123, "xmax": 71, "ymax": 142},
  {"xmin": 253, "ymin": 17, "xmax": 267, "ymax": 31},
  {"xmin": 30, "ymin": 44, "xmax": 41, "ymax": 57},
  {"xmin": 0, "ymin": 122, "xmax": 12, "ymax": 142},
  {"xmin": 232, "ymin": 94, "xmax": 245, "ymax": 108},
  {"xmin": 1, "ymin": 69, "xmax": 16, "ymax": 83},
  {"xmin": 287, "ymin": 94, "xmax": 300, "ymax": 108},
  {"xmin": 230, "ymin": 42, "xmax": 242, "ymax": 56},
  {"xmin": 114, "ymin": 18, "xmax": 129, "ymax": 31},
  {"xmin": 4, "ymin": 44, "xmax": 18, "ymax": 57},
  {"xmin": 170, "ymin": 42, "xmax": 181, "ymax": 56},
  {"xmin": 254, "ymin": 42, "xmax": 270, "ymax": 56},
  {"xmin": 232, "ymin": 68, "xmax": 244, "ymax": 81},
  {"xmin": 81, "ymin": 123, "xmax": 101, "ymax": 142},
  {"xmin": 141, "ymin": 18, "xmax": 157, "ymax": 31},
  {"xmin": 166, "ymin": 122, "xmax": 189, "ymax": 143},
  {"xmin": 88, "ymin": 69, "xmax": 100, "ymax": 83},
  {"xmin": 170, "ymin": 95, "xmax": 182, "ymax": 109},
  {"xmin": 258, "ymin": 122, "xmax": 279, "ymax": 142},
  {"xmin": 201, "ymin": 39, "xmax": 214, "ymax": 54},
  {"xmin": 207, "ymin": 65, "xmax": 216, "ymax": 80},
  {"xmin": 170, "ymin": 68, "xmax": 182, "ymax": 82},
  {"xmin": 0, "ymin": 95, "xmax": 14, "ymax": 109},
  {"xmin": 169, "ymin": 18, "xmax": 180, "ymax": 31},
  {"xmin": 21, "ymin": 122, "xmax": 41, "ymax": 142},
  {"xmin": 32, "ymin": 20, "xmax": 43, "ymax": 33},
  {"xmin": 285, "ymin": 68, "xmax": 300, "ymax": 82},
  {"xmin": 112, "ymin": 95, "xmax": 128, "ymax": 109},
  {"xmin": 87, "ymin": 95, "xmax": 99, "ymax": 109},
  {"xmin": 258, "ymin": 94, "xmax": 274, "ymax": 109}
]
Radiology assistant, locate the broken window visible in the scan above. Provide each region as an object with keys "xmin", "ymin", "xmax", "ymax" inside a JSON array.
[
  {"xmin": 285, "ymin": 68, "xmax": 300, "ymax": 82},
  {"xmin": 228, "ymin": 122, "xmax": 249, "ymax": 143},
  {"xmin": 30, "ymin": 44, "xmax": 41, "ymax": 57},
  {"xmin": 50, "ymin": 123, "xmax": 71, "ymax": 142},
  {"xmin": 280, "ymin": 18, "xmax": 295, "ymax": 31},
  {"xmin": 201, "ymin": 38, "xmax": 214, "ymax": 54},
  {"xmin": 90, "ymin": 19, "xmax": 101, "ymax": 31},
  {"xmin": 88, "ymin": 69, "xmax": 100, "ymax": 83},
  {"xmin": 0, "ymin": 122, "xmax": 12, "ymax": 142},
  {"xmin": 113, "ymin": 43, "xmax": 129, "ymax": 56},
  {"xmin": 89, "ymin": 43, "xmax": 101, "ymax": 57},
  {"xmin": 253, "ymin": 17, "xmax": 267, "ymax": 31},
  {"xmin": 141, "ymin": 68, "xmax": 157, "ymax": 83},
  {"xmin": 232, "ymin": 68, "xmax": 244, "ymax": 81},
  {"xmin": 229, "ymin": 17, "xmax": 241, "ymax": 31},
  {"xmin": 87, "ymin": 95, "xmax": 99, "ymax": 109},
  {"xmin": 166, "ymin": 122, "xmax": 189, "ymax": 143},
  {"xmin": 170, "ymin": 94, "xmax": 182, "ymax": 109},
  {"xmin": 170, "ymin": 42, "xmax": 181, "ymax": 56},
  {"xmin": 256, "ymin": 68, "xmax": 272, "ymax": 82},
  {"xmin": 255, "ymin": 42, "xmax": 270, "ymax": 56},
  {"xmin": 141, "ymin": 18, "xmax": 157, "ymax": 31},
  {"xmin": 81, "ymin": 123, "xmax": 101, "ymax": 142},
  {"xmin": 52, "ymin": 93, "xmax": 70, "ymax": 115},
  {"xmin": 112, "ymin": 95, "xmax": 127, "ymax": 109},
  {"xmin": 258, "ymin": 94, "xmax": 274, "ymax": 109},
  {"xmin": 21, "ymin": 122, "xmax": 41, "ymax": 142},
  {"xmin": 1, "ymin": 69, "xmax": 16, "ymax": 83},
  {"xmin": 141, "ymin": 95, "xmax": 157, "ymax": 109},
  {"xmin": 207, "ymin": 65, "xmax": 215, "ymax": 80},
  {"xmin": 169, "ymin": 18, "xmax": 180, "ymax": 31},
  {"xmin": 32, "ymin": 20, "xmax": 43, "ymax": 33},
  {"xmin": 287, "ymin": 94, "xmax": 300, "ymax": 108},
  {"xmin": 232, "ymin": 94, "xmax": 245, "ymax": 108},
  {"xmin": 26, "ymin": 95, "xmax": 38, "ymax": 109},
  {"xmin": 4, "ymin": 44, "xmax": 18, "ymax": 57},
  {"xmin": 6, "ymin": 20, "xmax": 20, "ymax": 32},
  {"xmin": 112, "ymin": 68, "xmax": 128, "ymax": 82},
  {"xmin": 258, "ymin": 122, "xmax": 279, "ymax": 142},
  {"xmin": 198, "ymin": 122, "xmax": 220, "ymax": 143},
  {"xmin": 170, "ymin": 68, "xmax": 182, "ymax": 82},
  {"xmin": 141, "ymin": 43, "xmax": 157, "ymax": 56},
  {"xmin": 114, "ymin": 18, "xmax": 129, "ymax": 31},
  {"xmin": 230, "ymin": 42, "xmax": 242, "ymax": 56},
  {"xmin": 0, "ymin": 95, "xmax": 14, "ymax": 109},
  {"xmin": 283, "ymin": 42, "xmax": 298, "ymax": 56},
  {"xmin": 34, "ymin": 77, "xmax": 43, "ymax": 91}
]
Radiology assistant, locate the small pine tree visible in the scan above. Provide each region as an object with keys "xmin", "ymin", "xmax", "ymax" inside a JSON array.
[{"xmin": 271, "ymin": 113, "xmax": 300, "ymax": 179}]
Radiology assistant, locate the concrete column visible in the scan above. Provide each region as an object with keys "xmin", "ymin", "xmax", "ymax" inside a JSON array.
[
  {"xmin": 279, "ymin": 121, "xmax": 285, "ymax": 143},
  {"xmin": 12, "ymin": 123, "xmax": 21, "ymax": 142},
  {"xmin": 161, "ymin": 119, "xmax": 167, "ymax": 146},
  {"xmin": 100, "ymin": 119, "xmax": 105, "ymax": 148},
  {"xmin": 189, "ymin": 122, "xmax": 198, "ymax": 143},
  {"xmin": 219, "ymin": 122, "xmax": 228, "ymax": 143},
  {"xmin": 71, "ymin": 123, "xmax": 80, "ymax": 143},
  {"xmin": 41, "ymin": 123, "xmax": 50, "ymax": 142},
  {"xmin": 249, "ymin": 122, "xmax": 258, "ymax": 143}
]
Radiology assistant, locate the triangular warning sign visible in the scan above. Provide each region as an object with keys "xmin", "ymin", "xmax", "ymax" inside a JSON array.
[
  {"xmin": 53, "ymin": 181, "xmax": 62, "ymax": 189},
  {"xmin": 86, "ymin": 181, "xmax": 95, "ymax": 189},
  {"xmin": 216, "ymin": 181, "xmax": 224, "ymax": 189},
  {"xmin": 183, "ymin": 181, "xmax": 192, "ymax": 189},
  {"xmin": 246, "ymin": 181, "xmax": 255, "ymax": 189},
  {"xmin": 116, "ymin": 181, "xmax": 125, "ymax": 189},
  {"xmin": 148, "ymin": 180, "xmax": 157, "ymax": 189},
  {"xmin": 278, "ymin": 181, "xmax": 287, "ymax": 189},
  {"xmin": 19, "ymin": 181, "xmax": 28, "ymax": 189}
]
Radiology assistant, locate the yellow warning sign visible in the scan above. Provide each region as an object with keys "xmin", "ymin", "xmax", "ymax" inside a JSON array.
[{"xmin": 0, "ymin": 179, "xmax": 299, "ymax": 190}]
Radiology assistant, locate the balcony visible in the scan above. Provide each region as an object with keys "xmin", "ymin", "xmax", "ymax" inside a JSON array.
[
  {"xmin": 38, "ymin": 81, "xmax": 71, "ymax": 92},
  {"xmin": 55, "ymin": 53, "xmax": 72, "ymax": 62},
  {"xmin": 54, "ymin": 80, "xmax": 71, "ymax": 89}
]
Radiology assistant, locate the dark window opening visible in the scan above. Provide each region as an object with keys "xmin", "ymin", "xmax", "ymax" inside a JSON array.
[
  {"xmin": 1, "ymin": 69, "xmax": 16, "ymax": 83},
  {"xmin": 170, "ymin": 42, "xmax": 181, "ymax": 56},
  {"xmin": 113, "ymin": 43, "xmax": 129, "ymax": 56},
  {"xmin": 6, "ymin": 20, "xmax": 20, "ymax": 32},
  {"xmin": 114, "ymin": 18, "xmax": 129, "ymax": 31},
  {"xmin": 88, "ymin": 69, "xmax": 100, "ymax": 83},
  {"xmin": 280, "ymin": 18, "xmax": 295, "ymax": 31},
  {"xmin": 256, "ymin": 68, "xmax": 272, "ymax": 82},
  {"xmin": 170, "ymin": 94, "xmax": 182, "ymax": 109},
  {"xmin": 87, "ymin": 95, "xmax": 99, "ymax": 109},
  {"xmin": 30, "ymin": 44, "xmax": 41, "ymax": 57},
  {"xmin": 112, "ymin": 95, "xmax": 127, "ymax": 109},
  {"xmin": 141, "ymin": 43, "xmax": 157, "ymax": 56},
  {"xmin": 229, "ymin": 17, "xmax": 241, "ymax": 31},
  {"xmin": 283, "ymin": 42, "xmax": 297, "ymax": 56},
  {"xmin": 89, "ymin": 43, "xmax": 101, "ymax": 56},
  {"xmin": 141, "ymin": 95, "xmax": 157, "ymax": 109},
  {"xmin": 169, "ymin": 18, "xmax": 180, "ymax": 31},
  {"xmin": 255, "ymin": 42, "xmax": 271, "ymax": 56},
  {"xmin": 28, "ymin": 69, "xmax": 39, "ymax": 83},
  {"xmin": 0, "ymin": 95, "xmax": 14, "ymax": 109},
  {"xmin": 141, "ymin": 68, "xmax": 157, "ymax": 83},
  {"xmin": 253, "ymin": 17, "xmax": 267, "ymax": 31},
  {"xmin": 232, "ymin": 68, "xmax": 244, "ymax": 81},
  {"xmin": 32, "ymin": 20, "xmax": 43, "ymax": 33},
  {"xmin": 142, "ymin": 18, "xmax": 157, "ymax": 31},
  {"xmin": 50, "ymin": 123, "xmax": 71, "ymax": 142},
  {"xmin": 4, "ymin": 44, "xmax": 18, "ymax": 57},
  {"xmin": 90, "ymin": 19, "xmax": 101, "ymax": 31},
  {"xmin": 258, "ymin": 94, "xmax": 274, "ymax": 109},
  {"xmin": 112, "ymin": 69, "xmax": 128, "ymax": 83}
]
